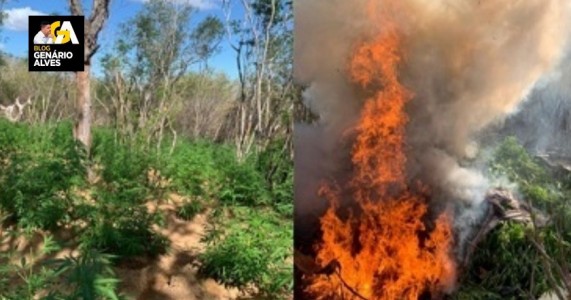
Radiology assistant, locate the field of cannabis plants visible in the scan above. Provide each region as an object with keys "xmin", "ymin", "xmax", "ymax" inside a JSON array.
[{"xmin": 0, "ymin": 119, "xmax": 293, "ymax": 299}]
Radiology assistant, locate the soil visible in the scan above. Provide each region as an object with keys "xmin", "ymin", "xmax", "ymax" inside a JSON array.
[
  {"xmin": 0, "ymin": 194, "xmax": 245, "ymax": 300},
  {"xmin": 117, "ymin": 197, "xmax": 242, "ymax": 300}
]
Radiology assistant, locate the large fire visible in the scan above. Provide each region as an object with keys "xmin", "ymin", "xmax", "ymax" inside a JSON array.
[{"xmin": 305, "ymin": 2, "xmax": 456, "ymax": 299}]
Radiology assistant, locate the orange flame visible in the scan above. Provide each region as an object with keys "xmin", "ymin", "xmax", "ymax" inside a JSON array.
[{"xmin": 305, "ymin": 3, "xmax": 456, "ymax": 299}]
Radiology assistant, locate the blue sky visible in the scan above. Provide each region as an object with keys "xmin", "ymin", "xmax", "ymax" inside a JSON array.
[{"xmin": 0, "ymin": 0, "xmax": 240, "ymax": 78}]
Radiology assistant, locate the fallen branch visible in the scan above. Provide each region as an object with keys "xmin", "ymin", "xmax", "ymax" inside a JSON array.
[
  {"xmin": 0, "ymin": 97, "xmax": 32, "ymax": 122},
  {"xmin": 460, "ymin": 189, "xmax": 549, "ymax": 268}
]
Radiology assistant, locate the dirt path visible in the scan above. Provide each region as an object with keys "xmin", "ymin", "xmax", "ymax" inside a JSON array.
[
  {"xmin": 116, "ymin": 198, "xmax": 242, "ymax": 300},
  {"xmin": 0, "ymin": 195, "xmax": 243, "ymax": 300}
]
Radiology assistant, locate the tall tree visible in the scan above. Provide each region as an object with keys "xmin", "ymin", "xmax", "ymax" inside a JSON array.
[
  {"xmin": 222, "ymin": 0, "xmax": 296, "ymax": 158},
  {"xmin": 68, "ymin": 0, "xmax": 111, "ymax": 152},
  {"xmin": 99, "ymin": 0, "xmax": 223, "ymax": 149},
  {"xmin": 0, "ymin": 0, "xmax": 7, "ymax": 66}
]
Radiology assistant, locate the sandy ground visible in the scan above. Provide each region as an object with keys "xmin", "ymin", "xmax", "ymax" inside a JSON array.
[
  {"xmin": 117, "ymin": 198, "xmax": 243, "ymax": 300},
  {"xmin": 0, "ymin": 194, "xmax": 244, "ymax": 300}
]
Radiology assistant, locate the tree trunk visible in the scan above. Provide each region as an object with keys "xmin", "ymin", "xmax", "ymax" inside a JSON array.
[{"xmin": 74, "ymin": 64, "xmax": 92, "ymax": 151}]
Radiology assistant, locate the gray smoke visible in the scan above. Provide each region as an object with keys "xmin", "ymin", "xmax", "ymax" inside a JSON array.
[
  {"xmin": 496, "ymin": 52, "xmax": 571, "ymax": 157},
  {"xmin": 403, "ymin": 0, "xmax": 570, "ymax": 204},
  {"xmin": 294, "ymin": 0, "xmax": 369, "ymax": 222},
  {"xmin": 294, "ymin": 0, "xmax": 571, "ymax": 242}
]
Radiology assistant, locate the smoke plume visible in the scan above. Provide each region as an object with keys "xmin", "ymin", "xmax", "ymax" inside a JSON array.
[
  {"xmin": 497, "ymin": 51, "xmax": 571, "ymax": 157},
  {"xmin": 295, "ymin": 0, "xmax": 570, "ymax": 237}
]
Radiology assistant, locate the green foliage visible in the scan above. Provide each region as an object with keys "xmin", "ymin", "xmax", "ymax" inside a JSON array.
[
  {"xmin": 0, "ymin": 233, "xmax": 121, "ymax": 300},
  {"xmin": 104, "ymin": 0, "xmax": 223, "ymax": 81},
  {"xmin": 0, "ymin": 1, "xmax": 5, "ymax": 66},
  {"xmin": 0, "ymin": 121, "xmax": 85, "ymax": 230},
  {"xmin": 490, "ymin": 136, "xmax": 549, "ymax": 185},
  {"xmin": 0, "ymin": 234, "xmax": 62, "ymax": 299},
  {"xmin": 0, "ymin": 118, "xmax": 24, "ymax": 159},
  {"xmin": 83, "ymin": 130, "xmax": 169, "ymax": 259},
  {"xmin": 191, "ymin": 16, "xmax": 224, "ymax": 62},
  {"xmin": 161, "ymin": 141, "xmax": 221, "ymax": 196},
  {"xmin": 199, "ymin": 207, "xmax": 293, "ymax": 298},
  {"xmin": 161, "ymin": 139, "xmax": 293, "ymax": 210},
  {"xmin": 159, "ymin": 137, "xmax": 293, "ymax": 297},
  {"xmin": 79, "ymin": 187, "xmax": 168, "ymax": 259},
  {"xmin": 49, "ymin": 250, "xmax": 120, "ymax": 300},
  {"xmin": 252, "ymin": 0, "xmax": 292, "ymax": 27},
  {"xmin": 92, "ymin": 130, "xmax": 150, "ymax": 185},
  {"xmin": 0, "ymin": 120, "xmax": 293, "ymax": 297},
  {"xmin": 256, "ymin": 138, "xmax": 293, "ymax": 216},
  {"xmin": 489, "ymin": 136, "xmax": 561, "ymax": 210},
  {"xmin": 215, "ymin": 154, "xmax": 270, "ymax": 207},
  {"xmin": 456, "ymin": 222, "xmax": 548, "ymax": 299},
  {"xmin": 0, "ymin": 120, "xmax": 78, "ymax": 161},
  {"xmin": 453, "ymin": 284, "xmax": 513, "ymax": 300},
  {"xmin": 0, "ymin": 122, "xmax": 167, "ymax": 259},
  {"xmin": 457, "ymin": 136, "xmax": 571, "ymax": 299},
  {"xmin": 176, "ymin": 199, "xmax": 204, "ymax": 221}
]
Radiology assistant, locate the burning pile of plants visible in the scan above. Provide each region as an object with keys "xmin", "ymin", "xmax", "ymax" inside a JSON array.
[{"xmin": 294, "ymin": 0, "xmax": 571, "ymax": 298}]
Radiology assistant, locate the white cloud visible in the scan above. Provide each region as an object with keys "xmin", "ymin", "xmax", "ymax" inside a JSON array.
[
  {"xmin": 131, "ymin": 0, "xmax": 216, "ymax": 10},
  {"xmin": 3, "ymin": 7, "xmax": 47, "ymax": 32}
]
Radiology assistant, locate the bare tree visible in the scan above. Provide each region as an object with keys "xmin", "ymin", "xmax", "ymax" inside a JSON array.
[
  {"xmin": 221, "ymin": 0, "xmax": 296, "ymax": 159},
  {"xmin": 0, "ymin": 0, "xmax": 7, "ymax": 66},
  {"xmin": 173, "ymin": 72, "xmax": 236, "ymax": 141},
  {"xmin": 68, "ymin": 0, "xmax": 111, "ymax": 152},
  {"xmin": 0, "ymin": 97, "xmax": 31, "ymax": 122},
  {"xmin": 0, "ymin": 60, "xmax": 75, "ymax": 123}
]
